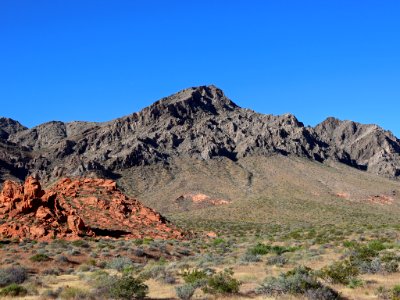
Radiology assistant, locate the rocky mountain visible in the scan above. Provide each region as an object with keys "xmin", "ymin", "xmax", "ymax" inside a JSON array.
[
  {"xmin": 1, "ymin": 85, "xmax": 399, "ymax": 185},
  {"xmin": 0, "ymin": 176, "xmax": 183, "ymax": 241}
]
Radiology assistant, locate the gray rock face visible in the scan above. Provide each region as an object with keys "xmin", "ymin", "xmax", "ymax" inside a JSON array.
[
  {"xmin": 0, "ymin": 118, "xmax": 27, "ymax": 140},
  {"xmin": 314, "ymin": 117, "xmax": 400, "ymax": 176},
  {"xmin": 1, "ymin": 85, "xmax": 399, "ymax": 183}
]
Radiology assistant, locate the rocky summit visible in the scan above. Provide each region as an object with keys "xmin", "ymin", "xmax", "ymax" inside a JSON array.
[
  {"xmin": 1, "ymin": 85, "xmax": 399, "ymax": 186},
  {"xmin": 0, "ymin": 176, "xmax": 183, "ymax": 241}
]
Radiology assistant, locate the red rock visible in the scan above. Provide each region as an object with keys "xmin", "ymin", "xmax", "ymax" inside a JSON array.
[
  {"xmin": 67, "ymin": 215, "xmax": 87, "ymax": 236},
  {"xmin": 23, "ymin": 176, "xmax": 45, "ymax": 200},
  {"xmin": 0, "ymin": 176, "xmax": 185, "ymax": 241},
  {"xmin": 206, "ymin": 231, "xmax": 218, "ymax": 238}
]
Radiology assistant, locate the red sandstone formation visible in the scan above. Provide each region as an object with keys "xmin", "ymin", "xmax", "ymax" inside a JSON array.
[
  {"xmin": 367, "ymin": 194, "xmax": 394, "ymax": 205},
  {"xmin": 174, "ymin": 193, "xmax": 230, "ymax": 211},
  {"xmin": 0, "ymin": 177, "xmax": 184, "ymax": 241}
]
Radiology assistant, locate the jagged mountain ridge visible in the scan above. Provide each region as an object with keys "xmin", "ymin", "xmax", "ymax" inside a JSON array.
[{"xmin": 1, "ymin": 85, "xmax": 400, "ymax": 184}]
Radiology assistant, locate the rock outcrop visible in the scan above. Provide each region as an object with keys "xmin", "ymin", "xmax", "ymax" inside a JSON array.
[
  {"xmin": 0, "ymin": 85, "xmax": 400, "ymax": 184},
  {"xmin": 174, "ymin": 193, "xmax": 231, "ymax": 211},
  {"xmin": 0, "ymin": 176, "xmax": 183, "ymax": 241}
]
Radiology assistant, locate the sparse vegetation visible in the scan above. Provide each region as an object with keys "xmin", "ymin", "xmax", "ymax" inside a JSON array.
[
  {"xmin": 0, "ymin": 283, "xmax": 28, "ymax": 297},
  {"xmin": 257, "ymin": 266, "xmax": 340, "ymax": 299},
  {"xmin": 0, "ymin": 215, "xmax": 399, "ymax": 299}
]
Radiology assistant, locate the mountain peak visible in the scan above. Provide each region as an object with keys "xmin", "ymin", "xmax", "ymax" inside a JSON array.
[{"xmin": 145, "ymin": 85, "xmax": 238, "ymax": 118}]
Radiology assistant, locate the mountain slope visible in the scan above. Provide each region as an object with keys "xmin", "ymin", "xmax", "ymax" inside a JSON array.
[{"xmin": 1, "ymin": 85, "xmax": 399, "ymax": 184}]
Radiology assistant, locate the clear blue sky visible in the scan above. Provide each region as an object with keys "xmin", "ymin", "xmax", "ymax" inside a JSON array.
[{"xmin": 1, "ymin": 1, "xmax": 399, "ymax": 136}]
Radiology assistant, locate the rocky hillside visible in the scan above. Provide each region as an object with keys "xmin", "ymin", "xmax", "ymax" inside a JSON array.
[
  {"xmin": 0, "ymin": 176, "xmax": 183, "ymax": 241},
  {"xmin": 1, "ymin": 85, "xmax": 399, "ymax": 185}
]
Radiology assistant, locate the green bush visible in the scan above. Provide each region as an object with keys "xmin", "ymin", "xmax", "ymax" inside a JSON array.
[
  {"xmin": 270, "ymin": 245, "xmax": 299, "ymax": 255},
  {"xmin": 393, "ymin": 285, "xmax": 400, "ymax": 300},
  {"xmin": 109, "ymin": 274, "xmax": 148, "ymax": 299},
  {"xmin": 257, "ymin": 266, "xmax": 341, "ymax": 299},
  {"xmin": 347, "ymin": 278, "xmax": 364, "ymax": 289},
  {"xmin": 249, "ymin": 243, "xmax": 271, "ymax": 255},
  {"xmin": 202, "ymin": 269, "xmax": 241, "ymax": 294},
  {"xmin": 30, "ymin": 253, "xmax": 50, "ymax": 262},
  {"xmin": 71, "ymin": 240, "xmax": 90, "ymax": 248},
  {"xmin": 367, "ymin": 240, "xmax": 386, "ymax": 252},
  {"xmin": 319, "ymin": 260, "xmax": 359, "ymax": 285},
  {"xmin": 182, "ymin": 268, "xmax": 208, "ymax": 288},
  {"xmin": 93, "ymin": 273, "xmax": 148, "ymax": 300},
  {"xmin": 212, "ymin": 238, "xmax": 225, "ymax": 246},
  {"xmin": 0, "ymin": 283, "xmax": 28, "ymax": 297},
  {"xmin": 249, "ymin": 243, "xmax": 298, "ymax": 256}
]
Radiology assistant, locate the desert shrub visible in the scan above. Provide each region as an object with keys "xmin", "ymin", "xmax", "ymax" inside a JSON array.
[
  {"xmin": 383, "ymin": 260, "xmax": 399, "ymax": 273},
  {"xmin": 267, "ymin": 255, "xmax": 288, "ymax": 267},
  {"xmin": 59, "ymin": 287, "xmax": 91, "ymax": 299},
  {"xmin": 162, "ymin": 272, "xmax": 177, "ymax": 284},
  {"xmin": 347, "ymin": 278, "xmax": 364, "ymax": 289},
  {"xmin": 41, "ymin": 288, "xmax": 62, "ymax": 299},
  {"xmin": 240, "ymin": 252, "xmax": 261, "ymax": 263},
  {"xmin": 212, "ymin": 238, "xmax": 225, "ymax": 246},
  {"xmin": 177, "ymin": 248, "xmax": 191, "ymax": 256},
  {"xmin": 133, "ymin": 248, "xmax": 145, "ymax": 257},
  {"xmin": 348, "ymin": 244, "xmax": 379, "ymax": 264},
  {"xmin": 43, "ymin": 268, "xmax": 62, "ymax": 276},
  {"xmin": 377, "ymin": 285, "xmax": 400, "ymax": 300},
  {"xmin": 139, "ymin": 263, "xmax": 175, "ymax": 284},
  {"xmin": 54, "ymin": 254, "xmax": 69, "ymax": 263},
  {"xmin": 305, "ymin": 287, "xmax": 342, "ymax": 300},
  {"xmin": 343, "ymin": 240, "xmax": 358, "ymax": 248},
  {"xmin": 393, "ymin": 285, "xmax": 400, "ymax": 300},
  {"xmin": 71, "ymin": 240, "xmax": 90, "ymax": 248},
  {"xmin": 358, "ymin": 257, "xmax": 382, "ymax": 274},
  {"xmin": 202, "ymin": 268, "xmax": 241, "ymax": 294},
  {"xmin": 139, "ymin": 264, "xmax": 166, "ymax": 281},
  {"xmin": 0, "ymin": 266, "xmax": 27, "ymax": 287},
  {"xmin": 67, "ymin": 248, "xmax": 81, "ymax": 256},
  {"xmin": 142, "ymin": 237, "xmax": 153, "ymax": 245},
  {"xmin": 365, "ymin": 253, "xmax": 399, "ymax": 274},
  {"xmin": 358, "ymin": 255, "xmax": 399, "ymax": 274},
  {"xmin": 51, "ymin": 239, "xmax": 68, "ymax": 249},
  {"xmin": 249, "ymin": 243, "xmax": 271, "ymax": 255},
  {"xmin": 109, "ymin": 274, "xmax": 148, "ymax": 299},
  {"xmin": 197, "ymin": 253, "xmax": 224, "ymax": 266},
  {"xmin": 175, "ymin": 284, "xmax": 196, "ymax": 300},
  {"xmin": 270, "ymin": 245, "xmax": 299, "ymax": 255},
  {"xmin": 257, "ymin": 266, "xmax": 340, "ymax": 299},
  {"xmin": 368, "ymin": 240, "xmax": 386, "ymax": 252},
  {"xmin": 106, "ymin": 257, "xmax": 133, "ymax": 271},
  {"xmin": 78, "ymin": 264, "xmax": 94, "ymax": 272},
  {"xmin": 182, "ymin": 268, "xmax": 208, "ymax": 288},
  {"xmin": 30, "ymin": 253, "xmax": 50, "ymax": 262},
  {"xmin": 249, "ymin": 243, "xmax": 298, "ymax": 256},
  {"xmin": 319, "ymin": 260, "xmax": 359, "ymax": 285},
  {"xmin": 93, "ymin": 272, "xmax": 148, "ymax": 299},
  {"xmin": 0, "ymin": 283, "xmax": 28, "ymax": 297}
]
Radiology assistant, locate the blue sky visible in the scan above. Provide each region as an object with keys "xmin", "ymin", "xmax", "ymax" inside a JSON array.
[{"xmin": 1, "ymin": 1, "xmax": 399, "ymax": 136}]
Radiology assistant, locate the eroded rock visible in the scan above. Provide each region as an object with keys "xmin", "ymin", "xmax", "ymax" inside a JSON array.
[{"xmin": 0, "ymin": 176, "xmax": 184, "ymax": 241}]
